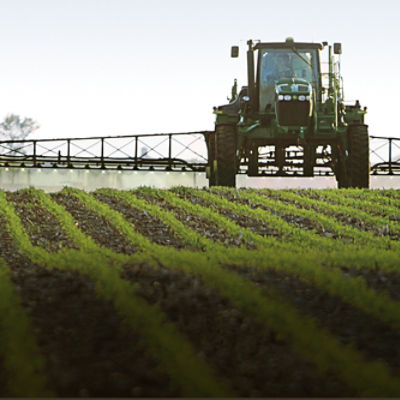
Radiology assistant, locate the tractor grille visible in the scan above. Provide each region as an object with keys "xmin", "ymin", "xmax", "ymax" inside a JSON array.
[{"xmin": 276, "ymin": 100, "xmax": 311, "ymax": 126}]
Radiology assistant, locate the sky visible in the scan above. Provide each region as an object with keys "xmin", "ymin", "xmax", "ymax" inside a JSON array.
[{"xmin": 0, "ymin": 0, "xmax": 399, "ymax": 142}]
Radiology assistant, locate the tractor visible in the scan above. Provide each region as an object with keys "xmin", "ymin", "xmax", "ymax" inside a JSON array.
[{"xmin": 207, "ymin": 38, "xmax": 369, "ymax": 188}]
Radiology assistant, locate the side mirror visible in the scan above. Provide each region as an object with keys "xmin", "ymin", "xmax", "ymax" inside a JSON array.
[
  {"xmin": 231, "ymin": 46, "xmax": 239, "ymax": 58},
  {"xmin": 333, "ymin": 43, "xmax": 342, "ymax": 55}
]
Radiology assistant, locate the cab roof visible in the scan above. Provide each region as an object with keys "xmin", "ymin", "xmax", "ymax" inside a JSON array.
[{"xmin": 254, "ymin": 42, "xmax": 323, "ymax": 50}]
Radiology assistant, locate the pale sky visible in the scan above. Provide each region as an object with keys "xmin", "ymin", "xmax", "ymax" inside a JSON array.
[{"xmin": 0, "ymin": 0, "xmax": 399, "ymax": 141}]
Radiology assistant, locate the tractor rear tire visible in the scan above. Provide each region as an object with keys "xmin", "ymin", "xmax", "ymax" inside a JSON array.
[
  {"xmin": 215, "ymin": 124, "xmax": 237, "ymax": 187},
  {"xmin": 347, "ymin": 125, "xmax": 370, "ymax": 188}
]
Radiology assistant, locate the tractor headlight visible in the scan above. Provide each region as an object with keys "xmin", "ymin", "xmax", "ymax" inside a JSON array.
[
  {"xmin": 298, "ymin": 95, "xmax": 306, "ymax": 101},
  {"xmin": 278, "ymin": 95, "xmax": 284, "ymax": 101},
  {"xmin": 306, "ymin": 95, "xmax": 310, "ymax": 101},
  {"xmin": 284, "ymin": 95, "xmax": 291, "ymax": 101}
]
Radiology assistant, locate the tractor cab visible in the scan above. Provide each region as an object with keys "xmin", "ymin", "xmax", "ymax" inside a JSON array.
[{"xmin": 255, "ymin": 41, "xmax": 322, "ymax": 127}]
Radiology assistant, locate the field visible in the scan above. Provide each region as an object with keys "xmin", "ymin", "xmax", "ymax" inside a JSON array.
[{"xmin": 1, "ymin": 186, "xmax": 400, "ymax": 397}]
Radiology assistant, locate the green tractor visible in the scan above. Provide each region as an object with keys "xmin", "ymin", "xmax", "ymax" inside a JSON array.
[{"xmin": 207, "ymin": 38, "xmax": 369, "ymax": 188}]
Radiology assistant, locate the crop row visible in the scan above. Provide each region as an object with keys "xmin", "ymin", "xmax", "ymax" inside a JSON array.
[{"xmin": 1, "ymin": 187, "xmax": 400, "ymax": 396}]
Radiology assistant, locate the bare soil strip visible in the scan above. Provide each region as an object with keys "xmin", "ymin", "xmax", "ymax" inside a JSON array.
[
  {"xmin": 93, "ymin": 192, "xmax": 194, "ymax": 250},
  {"xmin": 6, "ymin": 191, "xmax": 78, "ymax": 252},
  {"xmin": 51, "ymin": 192, "xmax": 138, "ymax": 254}
]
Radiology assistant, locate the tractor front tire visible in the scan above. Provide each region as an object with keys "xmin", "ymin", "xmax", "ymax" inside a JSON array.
[
  {"xmin": 215, "ymin": 124, "xmax": 237, "ymax": 187},
  {"xmin": 347, "ymin": 125, "xmax": 370, "ymax": 188}
]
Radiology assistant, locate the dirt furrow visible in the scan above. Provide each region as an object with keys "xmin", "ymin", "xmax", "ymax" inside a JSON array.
[
  {"xmin": 93, "ymin": 192, "xmax": 195, "ymax": 250},
  {"xmin": 51, "ymin": 192, "xmax": 138, "ymax": 254},
  {"xmin": 6, "ymin": 191, "xmax": 78, "ymax": 252}
]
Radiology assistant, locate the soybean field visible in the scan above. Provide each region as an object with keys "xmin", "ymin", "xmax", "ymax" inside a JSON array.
[{"xmin": 1, "ymin": 186, "xmax": 400, "ymax": 397}]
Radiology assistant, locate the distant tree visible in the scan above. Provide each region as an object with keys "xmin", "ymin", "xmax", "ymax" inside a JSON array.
[
  {"xmin": 0, "ymin": 114, "xmax": 39, "ymax": 141},
  {"xmin": 0, "ymin": 114, "xmax": 39, "ymax": 155}
]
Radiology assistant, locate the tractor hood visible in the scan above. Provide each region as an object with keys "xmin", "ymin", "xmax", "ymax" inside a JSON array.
[
  {"xmin": 275, "ymin": 77, "xmax": 312, "ymax": 127},
  {"xmin": 275, "ymin": 77, "xmax": 312, "ymax": 98}
]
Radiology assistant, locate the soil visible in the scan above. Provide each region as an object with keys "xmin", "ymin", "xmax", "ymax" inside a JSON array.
[
  {"xmin": 6, "ymin": 191, "xmax": 78, "ymax": 252},
  {"xmin": 93, "ymin": 192, "xmax": 196, "ymax": 250},
  {"xmin": 51, "ymin": 192, "xmax": 138, "ymax": 254}
]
